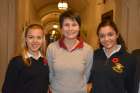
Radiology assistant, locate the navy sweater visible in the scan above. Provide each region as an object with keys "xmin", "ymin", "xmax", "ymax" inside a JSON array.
[
  {"xmin": 2, "ymin": 56, "xmax": 49, "ymax": 93},
  {"xmin": 89, "ymin": 48, "xmax": 135, "ymax": 93}
]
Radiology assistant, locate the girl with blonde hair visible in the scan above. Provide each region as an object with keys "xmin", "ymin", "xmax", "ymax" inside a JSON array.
[{"xmin": 2, "ymin": 24, "xmax": 49, "ymax": 93}]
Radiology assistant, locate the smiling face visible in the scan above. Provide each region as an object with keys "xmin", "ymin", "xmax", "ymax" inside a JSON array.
[
  {"xmin": 25, "ymin": 28, "xmax": 44, "ymax": 54},
  {"xmin": 61, "ymin": 18, "xmax": 80, "ymax": 40},
  {"xmin": 98, "ymin": 26, "xmax": 118, "ymax": 51}
]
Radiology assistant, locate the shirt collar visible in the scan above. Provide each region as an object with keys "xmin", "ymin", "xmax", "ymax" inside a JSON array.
[
  {"xmin": 25, "ymin": 51, "xmax": 42, "ymax": 60},
  {"xmin": 103, "ymin": 45, "xmax": 121, "ymax": 58},
  {"xmin": 59, "ymin": 36, "xmax": 84, "ymax": 52}
]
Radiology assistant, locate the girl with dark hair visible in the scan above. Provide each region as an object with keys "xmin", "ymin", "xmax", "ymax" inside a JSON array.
[
  {"xmin": 89, "ymin": 20, "xmax": 135, "ymax": 93},
  {"xmin": 96, "ymin": 20, "xmax": 126, "ymax": 49},
  {"xmin": 2, "ymin": 24, "xmax": 49, "ymax": 93}
]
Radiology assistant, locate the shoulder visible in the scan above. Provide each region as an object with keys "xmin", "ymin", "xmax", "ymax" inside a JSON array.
[
  {"xmin": 46, "ymin": 41, "xmax": 60, "ymax": 56},
  {"xmin": 10, "ymin": 56, "xmax": 23, "ymax": 61},
  {"xmin": 9, "ymin": 56, "xmax": 24, "ymax": 67},
  {"xmin": 83, "ymin": 42, "xmax": 93, "ymax": 51},
  {"xmin": 118, "ymin": 49, "xmax": 136, "ymax": 66},
  {"xmin": 94, "ymin": 48, "xmax": 103, "ymax": 55},
  {"xmin": 93, "ymin": 48, "xmax": 106, "ymax": 59},
  {"xmin": 47, "ymin": 41, "xmax": 59, "ymax": 49},
  {"xmin": 116, "ymin": 48, "xmax": 130, "ymax": 59},
  {"xmin": 131, "ymin": 49, "xmax": 140, "ymax": 61},
  {"xmin": 131, "ymin": 49, "xmax": 140, "ymax": 55},
  {"xmin": 118, "ymin": 49, "xmax": 131, "ymax": 58}
]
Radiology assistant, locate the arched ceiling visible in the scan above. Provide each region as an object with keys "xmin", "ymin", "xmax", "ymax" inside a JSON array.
[
  {"xmin": 31, "ymin": 0, "xmax": 89, "ymax": 32},
  {"xmin": 32, "ymin": 0, "xmax": 89, "ymax": 13}
]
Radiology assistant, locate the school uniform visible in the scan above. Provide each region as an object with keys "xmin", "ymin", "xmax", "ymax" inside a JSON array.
[
  {"xmin": 134, "ymin": 56, "xmax": 140, "ymax": 93},
  {"xmin": 89, "ymin": 45, "xmax": 135, "ymax": 93},
  {"xmin": 2, "ymin": 55, "xmax": 49, "ymax": 93},
  {"xmin": 131, "ymin": 49, "xmax": 140, "ymax": 93}
]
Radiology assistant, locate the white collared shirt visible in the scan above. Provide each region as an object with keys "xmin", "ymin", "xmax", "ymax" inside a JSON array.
[
  {"xmin": 103, "ymin": 45, "xmax": 121, "ymax": 58},
  {"xmin": 25, "ymin": 51, "xmax": 42, "ymax": 60}
]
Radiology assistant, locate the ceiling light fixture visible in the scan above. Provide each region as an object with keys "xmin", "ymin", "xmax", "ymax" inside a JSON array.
[
  {"xmin": 53, "ymin": 24, "xmax": 58, "ymax": 29},
  {"xmin": 58, "ymin": 0, "xmax": 68, "ymax": 10}
]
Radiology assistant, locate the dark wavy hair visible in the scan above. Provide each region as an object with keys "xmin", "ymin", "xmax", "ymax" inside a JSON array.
[{"xmin": 97, "ymin": 20, "xmax": 126, "ymax": 49}]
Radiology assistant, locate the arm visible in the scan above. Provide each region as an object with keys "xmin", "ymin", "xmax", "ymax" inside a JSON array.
[
  {"xmin": 124, "ymin": 54, "xmax": 136, "ymax": 93},
  {"xmin": 87, "ymin": 62, "xmax": 94, "ymax": 93},
  {"xmin": 84, "ymin": 47, "xmax": 93, "ymax": 93},
  {"xmin": 2, "ymin": 57, "xmax": 21, "ymax": 93},
  {"xmin": 85, "ymin": 47, "xmax": 93, "ymax": 83},
  {"xmin": 86, "ymin": 83, "xmax": 92, "ymax": 93},
  {"xmin": 46, "ymin": 44, "xmax": 54, "ymax": 86}
]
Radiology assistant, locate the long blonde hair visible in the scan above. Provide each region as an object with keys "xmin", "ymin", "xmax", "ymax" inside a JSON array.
[{"xmin": 21, "ymin": 24, "xmax": 46, "ymax": 66}]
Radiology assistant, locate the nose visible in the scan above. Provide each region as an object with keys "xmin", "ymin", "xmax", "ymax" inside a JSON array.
[
  {"xmin": 32, "ymin": 37, "xmax": 38, "ymax": 42},
  {"xmin": 68, "ymin": 25, "xmax": 73, "ymax": 31},
  {"xmin": 104, "ymin": 35, "xmax": 109, "ymax": 41}
]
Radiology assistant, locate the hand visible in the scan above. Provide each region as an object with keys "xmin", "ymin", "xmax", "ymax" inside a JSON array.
[
  {"xmin": 86, "ymin": 83, "xmax": 92, "ymax": 93},
  {"xmin": 48, "ymin": 86, "xmax": 52, "ymax": 93}
]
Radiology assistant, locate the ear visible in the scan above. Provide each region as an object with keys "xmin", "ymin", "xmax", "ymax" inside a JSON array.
[
  {"xmin": 25, "ymin": 38, "xmax": 27, "ymax": 41},
  {"xmin": 116, "ymin": 33, "xmax": 119, "ymax": 38},
  {"xmin": 25, "ymin": 37, "xmax": 28, "ymax": 43}
]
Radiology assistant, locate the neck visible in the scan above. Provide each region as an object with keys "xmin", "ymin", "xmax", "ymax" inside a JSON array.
[
  {"xmin": 29, "ymin": 50, "xmax": 39, "ymax": 59},
  {"xmin": 105, "ymin": 45, "xmax": 118, "ymax": 56},
  {"xmin": 64, "ymin": 38, "xmax": 78, "ymax": 50}
]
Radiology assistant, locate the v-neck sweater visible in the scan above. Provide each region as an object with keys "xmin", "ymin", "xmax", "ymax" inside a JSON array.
[
  {"xmin": 47, "ymin": 40, "xmax": 93, "ymax": 93},
  {"xmin": 89, "ymin": 48, "xmax": 135, "ymax": 93},
  {"xmin": 2, "ymin": 56, "xmax": 49, "ymax": 93}
]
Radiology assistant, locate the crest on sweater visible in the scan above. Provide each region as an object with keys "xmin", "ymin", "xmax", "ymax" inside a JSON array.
[{"xmin": 112, "ymin": 57, "xmax": 124, "ymax": 74}]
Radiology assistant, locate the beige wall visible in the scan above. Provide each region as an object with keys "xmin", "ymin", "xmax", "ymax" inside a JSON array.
[
  {"xmin": 81, "ymin": 0, "xmax": 140, "ymax": 52},
  {"xmin": 80, "ymin": 0, "xmax": 97, "ymax": 48},
  {"xmin": 0, "ymin": 0, "xmax": 16, "ymax": 91},
  {"xmin": 0, "ymin": 0, "xmax": 140, "ymax": 92},
  {"xmin": 115, "ymin": 0, "xmax": 140, "ymax": 52},
  {"xmin": 81, "ymin": 0, "xmax": 116, "ymax": 49},
  {"xmin": 0, "ymin": 0, "xmax": 40, "ymax": 91},
  {"xmin": 16, "ymin": 0, "xmax": 41, "ymax": 55}
]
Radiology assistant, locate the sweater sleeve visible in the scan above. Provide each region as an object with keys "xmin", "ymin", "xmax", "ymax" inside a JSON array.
[
  {"xmin": 87, "ymin": 63, "xmax": 94, "ymax": 83},
  {"xmin": 84, "ymin": 46, "xmax": 93, "ymax": 83},
  {"xmin": 46, "ymin": 44, "xmax": 54, "ymax": 83},
  {"xmin": 2, "ymin": 57, "xmax": 22, "ymax": 93},
  {"xmin": 124, "ymin": 54, "xmax": 136, "ymax": 93}
]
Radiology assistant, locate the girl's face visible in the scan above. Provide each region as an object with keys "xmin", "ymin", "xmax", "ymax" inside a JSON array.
[
  {"xmin": 25, "ymin": 28, "xmax": 44, "ymax": 54},
  {"xmin": 61, "ymin": 18, "xmax": 80, "ymax": 40},
  {"xmin": 98, "ymin": 26, "xmax": 118, "ymax": 50}
]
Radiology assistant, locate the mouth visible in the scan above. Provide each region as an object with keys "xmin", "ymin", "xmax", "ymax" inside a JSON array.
[
  {"xmin": 31, "ymin": 44, "xmax": 40, "ymax": 48},
  {"xmin": 103, "ymin": 42, "xmax": 112, "ymax": 47}
]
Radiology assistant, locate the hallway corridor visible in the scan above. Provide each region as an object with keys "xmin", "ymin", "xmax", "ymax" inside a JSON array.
[{"xmin": 0, "ymin": 0, "xmax": 140, "ymax": 92}]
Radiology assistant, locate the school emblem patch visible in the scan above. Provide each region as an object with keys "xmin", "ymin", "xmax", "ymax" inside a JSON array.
[{"xmin": 112, "ymin": 57, "xmax": 124, "ymax": 74}]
